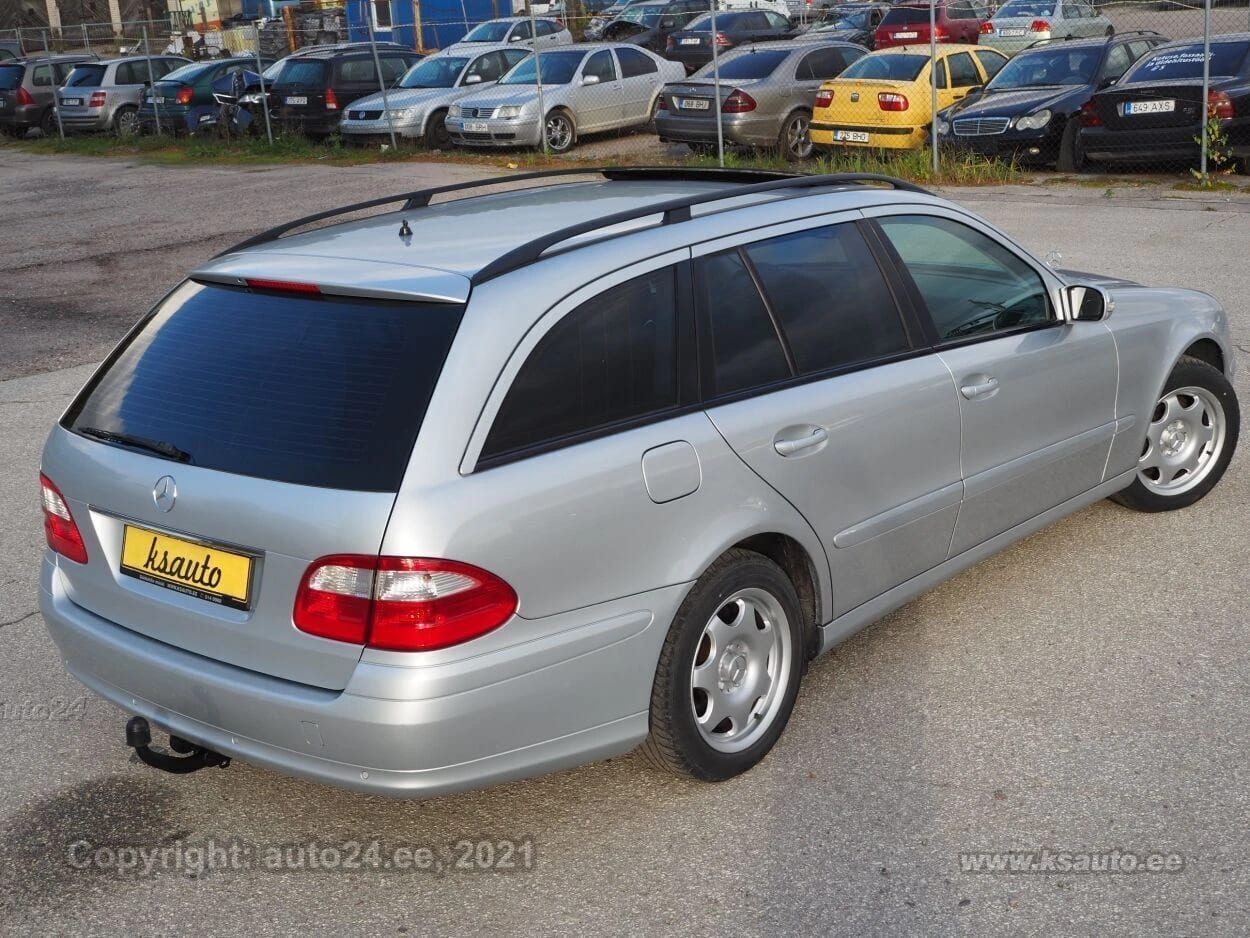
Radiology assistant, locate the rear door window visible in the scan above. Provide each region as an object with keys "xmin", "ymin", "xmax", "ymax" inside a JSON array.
[
  {"xmin": 31, "ymin": 64, "xmax": 54, "ymax": 86},
  {"xmin": 947, "ymin": 51, "xmax": 979, "ymax": 87},
  {"xmin": 744, "ymin": 223, "xmax": 910, "ymax": 374},
  {"xmin": 482, "ymin": 267, "xmax": 680, "ymax": 460},
  {"xmin": 618, "ymin": 46, "xmax": 659, "ymax": 77},
  {"xmin": 64, "ymin": 281, "xmax": 464, "ymax": 492},
  {"xmin": 695, "ymin": 250, "xmax": 791, "ymax": 397},
  {"xmin": 796, "ymin": 47, "xmax": 850, "ymax": 80}
]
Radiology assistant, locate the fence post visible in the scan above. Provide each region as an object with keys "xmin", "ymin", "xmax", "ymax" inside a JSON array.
[
  {"xmin": 365, "ymin": 13, "xmax": 399, "ymax": 149},
  {"xmin": 43, "ymin": 29, "xmax": 66, "ymax": 138},
  {"xmin": 710, "ymin": 2, "xmax": 723, "ymax": 167},
  {"xmin": 82, "ymin": 23, "xmax": 89, "ymax": 51},
  {"xmin": 142, "ymin": 25, "xmax": 161, "ymax": 136},
  {"xmin": 530, "ymin": 6, "xmax": 547, "ymax": 151},
  {"xmin": 929, "ymin": 0, "xmax": 937, "ymax": 176},
  {"xmin": 1200, "ymin": 0, "xmax": 1210, "ymax": 179},
  {"xmin": 254, "ymin": 30, "xmax": 274, "ymax": 145}
]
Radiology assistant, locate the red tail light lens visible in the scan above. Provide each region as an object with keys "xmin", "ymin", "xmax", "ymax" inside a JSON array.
[
  {"xmin": 722, "ymin": 89, "xmax": 756, "ymax": 113},
  {"xmin": 40, "ymin": 473, "xmax": 88, "ymax": 564},
  {"xmin": 325, "ymin": 86, "xmax": 339, "ymax": 110},
  {"xmin": 878, "ymin": 92, "xmax": 909, "ymax": 111},
  {"xmin": 814, "ymin": 88, "xmax": 834, "ymax": 108},
  {"xmin": 1030, "ymin": 18, "xmax": 1050, "ymax": 31},
  {"xmin": 1079, "ymin": 98, "xmax": 1102, "ymax": 127},
  {"xmin": 16, "ymin": 86, "xmax": 35, "ymax": 106},
  {"xmin": 294, "ymin": 555, "xmax": 517, "ymax": 652},
  {"xmin": 89, "ymin": 91, "xmax": 106, "ymax": 108},
  {"xmin": 980, "ymin": 21, "xmax": 994, "ymax": 33},
  {"xmin": 245, "ymin": 278, "xmax": 321, "ymax": 293},
  {"xmin": 714, "ymin": 32, "xmax": 732, "ymax": 46},
  {"xmin": 935, "ymin": 25, "xmax": 949, "ymax": 39},
  {"xmin": 175, "ymin": 86, "xmax": 193, "ymax": 105},
  {"xmin": 1208, "ymin": 89, "xmax": 1234, "ymax": 119}
]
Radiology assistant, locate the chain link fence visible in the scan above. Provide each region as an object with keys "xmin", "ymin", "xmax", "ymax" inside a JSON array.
[{"xmin": 4, "ymin": 1, "xmax": 1248, "ymax": 181}]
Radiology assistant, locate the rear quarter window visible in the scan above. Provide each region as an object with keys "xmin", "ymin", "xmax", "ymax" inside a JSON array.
[{"xmin": 64, "ymin": 282, "xmax": 463, "ymax": 492}]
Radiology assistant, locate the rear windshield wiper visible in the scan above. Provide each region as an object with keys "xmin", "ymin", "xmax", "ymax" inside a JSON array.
[{"xmin": 78, "ymin": 427, "xmax": 192, "ymax": 463}]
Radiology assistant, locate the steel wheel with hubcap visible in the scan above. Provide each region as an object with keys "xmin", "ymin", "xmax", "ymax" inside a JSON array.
[
  {"xmin": 543, "ymin": 110, "xmax": 575, "ymax": 154},
  {"xmin": 778, "ymin": 110, "xmax": 813, "ymax": 162},
  {"xmin": 1113, "ymin": 355, "xmax": 1238, "ymax": 512},
  {"xmin": 641, "ymin": 549, "xmax": 805, "ymax": 780},
  {"xmin": 113, "ymin": 105, "xmax": 139, "ymax": 137}
]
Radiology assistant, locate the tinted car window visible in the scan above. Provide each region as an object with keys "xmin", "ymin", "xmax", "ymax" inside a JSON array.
[
  {"xmin": 696, "ymin": 251, "xmax": 790, "ymax": 396},
  {"xmin": 584, "ymin": 48, "xmax": 618, "ymax": 82},
  {"xmin": 618, "ymin": 46, "xmax": 658, "ymax": 77},
  {"xmin": 1126, "ymin": 41, "xmax": 1248, "ymax": 81},
  {"xmin": 882, "ymin": 6, "xmax": 932, "ymax": 25},
  {"xmin": 64, "ymin": 282, "xmax": 463, "ymax": 492},
  {"xmin": 764, "ymin": 11, "xmax": 790, "ymax": 28},
  {"xmin": 501, "ymin": 49, "xmax": 583, "ymax": 84},
  {"xmin": 973, "ymin": 49, "xmax": 1004, "ymax": 79},
  {"xmin": 878, "ymin": 215, "xmax": 1051, "ymax": 341},
  {"xmin": 746, "ymin": 224, "xmax": 908, "ymax": 374},
  {"xmin": 337, "ymin": 58, "xmax": 382, "ymax": 82},
  {"xmin": 65, "ymin": 63, "xmax": 107, "ymax": 87},
  {"xmin": 483, "ymin": 268, "xmax": 680, "ymax": 459},
  {"xmin": 796, "ymin": 47, "xmax": 850, "ymax": 80},
  {"xmin": 988, "ymin": 46, "xmax": 1097, "ymax": 88},
  {"xmin": 840, "ymin": 53, "xmax": 928, "ymax": 81},
  {"xmin": 946, "ymin": 51, "xmax": 979, "ymax": 87},
  {"xmin": 269, "ymin": 59, "xmax": 328, "ymax": 89},
  {"xmin": 696, "ymin": 49, "xmax": 788, "ymax": 79},
  {"xmin": 31, "ymin": 64, "xmax": 53, "ymax": 86},
  {"xmin": 0, "ymin": 65, "xmax": 21, "ymax": 90},
  {"xmin": 1101, "ymin": 44, "xmax": 1130, "ymax": 81}
]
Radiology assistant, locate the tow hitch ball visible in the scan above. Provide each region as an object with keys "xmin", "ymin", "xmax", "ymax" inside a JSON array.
[{"xmin": 125, "ymin": 716, "xmax": 231, "ymax": 774}]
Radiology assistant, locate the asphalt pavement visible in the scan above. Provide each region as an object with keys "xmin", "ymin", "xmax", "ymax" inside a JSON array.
[{"xmin": 2, "ymin": 151, "xmax": 1250, "ymax": 936}]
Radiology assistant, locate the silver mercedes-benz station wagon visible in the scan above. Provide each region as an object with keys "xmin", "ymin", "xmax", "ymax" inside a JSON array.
[{"xmin": 38, "ymin": 169, "xmax": 1239, "ymax": 796}]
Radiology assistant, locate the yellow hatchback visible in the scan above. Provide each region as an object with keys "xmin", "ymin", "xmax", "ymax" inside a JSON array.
[{"xmin": 811, "ymin": 44, "xmax": 1006, "ymax": 151}]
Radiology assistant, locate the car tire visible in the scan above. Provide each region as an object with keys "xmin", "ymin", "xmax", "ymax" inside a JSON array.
[
  {"xmin": 1111, "ymin": 356, "xmax": 1239, "ymax": 513},
  {"xmin": 1055, "ymin": 118, "xmax": 1083, "ymax": 172},
  {"xmin": 777, "ymin": 108, "xmax": 813, "ymax": 161},
  {"xmin": 1105, "ymin": 25, "xmax": 1114, "ymax": 35},
  {"xmin": 639, "ymin": 548, "xmax": 806, "ymax": 781},
  {"xmin": 40, "ymin": 107, "xmax": 60, "ymax": 138},
  {"xmin": 542, "ymin": 108, "xmax": 576, "ymax": 153},
  {"xmin": 113, "ymin": 105, "xmax": 139, "ymax": 137},
  {"xmin": 423, "ymin": 108, "xmax": 451, "ymax": 149},
  {"xmin": 645, "ymin": 95, "xmax": 661, "ymax": 133}
]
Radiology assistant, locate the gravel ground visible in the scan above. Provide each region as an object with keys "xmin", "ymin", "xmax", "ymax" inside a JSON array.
[{"xmin": 1, "ymin": 151, "xmax": 1249, "ymax": 936}]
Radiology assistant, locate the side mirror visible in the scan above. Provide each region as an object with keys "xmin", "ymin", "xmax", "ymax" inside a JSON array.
[
  {"xmin": 1098, "ymin": 75, "xmax": 1117, "ymax": 89},
  {"xmin": 509, "ymin": 33, "xmax": 523, "ymax": 41},
  {"xmin": 464, "ymin": 73, "xmax": 483, "ymax": 83},
  {"xmin": 660, "ymin": 16, "xmax": 676, "ymax": 28},
  {"xmin": 582, "ymin": 73, "xmax": 600, "ymax": 84},
  {"xmin": 1065, "ymin": 284, "xmax": 1114, "ymax": 322}
]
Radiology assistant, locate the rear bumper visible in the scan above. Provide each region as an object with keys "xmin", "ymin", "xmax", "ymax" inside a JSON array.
[
  {"xmin": 811, "ymin": 120, "xmax": 924, "ymax": 150},
  {"xmin": 655, "ymin": 110, "xmax": 776, "ymax": 147},
  {"xmin": 57, "ymin": 108, "xmax": 112, "ymax": 132},
  {"xmin": 1080, "ymin": 121, "xmax": 1250, "ymax": 162},
  {"xmin": 0, "ymin": 104, "xmax": 39, "ymax": 128},
  {"xmin": 41, "ymin": 555, "xmax": 684, "ymax": 797}
]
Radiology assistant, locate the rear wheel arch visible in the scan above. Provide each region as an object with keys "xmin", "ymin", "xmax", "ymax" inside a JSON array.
[{"xmin": 728, "ymin": 533, "xmax": 822, "ymax": 661}]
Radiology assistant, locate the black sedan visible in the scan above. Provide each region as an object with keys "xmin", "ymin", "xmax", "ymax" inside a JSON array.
[
  {"xmin": 1079, "ymin": 35, "xmax": 1250, "ymax": 171},
  {"xmin": 938, "ymin": 33, "xmax": 1166, "ymax": 170},
  {"xmin": 801, "ymin": 3, "xmax": 890, "ymax": 50},
  {"xmin": 664, "ymin": 9, "xmax": 799, "ymax": 73},
  {"xmin": 600, "ymin": 0, "xmax": 711, "ymax": 53}
]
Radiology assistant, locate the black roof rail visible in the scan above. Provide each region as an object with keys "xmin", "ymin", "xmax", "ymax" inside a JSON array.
[{"xmin": 215, "ymin": 167, "xmax": 932, "ymax": 273}]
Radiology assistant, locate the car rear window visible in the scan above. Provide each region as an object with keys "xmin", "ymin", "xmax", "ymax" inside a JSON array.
[
  {"xmin": 63, "ymin": 281, "xmax": 463, "ymax": 492},
  {"xmin": 840, "ymin": 52, "xmax": 928, "ymax": 81},
  {"xmin": 694, "ymin": 48, "xmax": 789, "ymax": 79},
  {"xmin": 0, "ymin": 65, "xmax": 22, "ymax": 89},
  {"xmin": 64, "ymin": 63, "xmax": 107, "ymax": 86},
  {"xmin": 1125, "ymin": 41, "xmax": 1249, "ymax": 81},
  {"xmin": 881, "ymin": 6, "xmax": 932, "ymax": 24},
  {"xmin": 269, "ymin": 58, "xmax": 328, "ymax": 89},
  {"xmin": 162, "ymin": 62, "xmax": 217, "ymax": 83}
]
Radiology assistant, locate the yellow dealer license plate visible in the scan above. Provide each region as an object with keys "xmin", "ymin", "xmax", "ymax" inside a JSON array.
[{"xmin": 120, "ymin": 524, "xmax": 253, "ymax": 610}]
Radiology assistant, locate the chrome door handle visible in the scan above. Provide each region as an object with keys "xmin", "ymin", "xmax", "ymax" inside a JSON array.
[
  {"xmin": 960, "ymin": 377, "xmax": 999, "ymax": 399},
  {"xmin": 774, "ymin": 427, "xmax": 828, "ymax": 456}
]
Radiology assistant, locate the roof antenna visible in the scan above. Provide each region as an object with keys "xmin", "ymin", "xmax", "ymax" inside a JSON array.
[{"xmin": 398, "ymin": 219, "xmax": 412, "ymax": 238}]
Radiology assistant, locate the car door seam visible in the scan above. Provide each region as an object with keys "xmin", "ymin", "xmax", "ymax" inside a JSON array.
[
  {"xmin": 934, "ymin": 350, "xmax": 966, "ymax": 560},
  {"xmin": 1100, "ymin": 321, "xmax": 1122, "ymax": 482}
]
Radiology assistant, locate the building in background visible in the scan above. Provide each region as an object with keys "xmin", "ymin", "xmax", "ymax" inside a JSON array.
[{"xmin": 343, "ymin": 0, "xmax": 503, "ymax": 51}]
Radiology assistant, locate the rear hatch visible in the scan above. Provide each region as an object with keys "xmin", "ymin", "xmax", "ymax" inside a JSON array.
[
  {"xmin": 44, "ymin": 280, "xmax": 463, "ymax": 689},
  {"xmin": 0, "ymin": 64, "xmax": 22, "ymax": 114},
  {"xmin": 1094, "ymin": 77, "xmax": 1224, "ymax": 131},
  {"xmin": 877, "ymin": 7, "xmax": 932, "ymax": 45},
  {"xmin": 57, "ymin": 63, "xmax": 108, "ymax": 112},
  {"xmin": 269, "ymin": 58, "xmax": 330, "ymax": 114}
]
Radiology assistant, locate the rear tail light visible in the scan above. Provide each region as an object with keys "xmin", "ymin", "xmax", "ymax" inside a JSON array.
[
  {"xmin": 722, "ymin": 89, "xmax": 756, "ymax": 113},
  {"xmin": 657, "ymin": 95, "xmax": 668, "ymax": 109},
  {"xmin": 1208, "ymin": 89, "xmax": 1234, "ymax": 119},
  {"xmin": 980, "ymin": 21, "xmax": 994, "ymax": 33},
  {"xmin": 40, "ymin": 473, "xmax": 88, "ymax": 564},
  {"xmin": 714, "ymin": 32, "xmax": 732, "ymax": 46},
  {"xmin": 89, "ymin": 91, "xmax": 106, "ymax": 108},
  {"xmin": 16, "ymin": 86, "xmax": 34, "ymax": 106},
  {"xmin": 814, "ymin": 88, "xmax": 833, "ymax": 108},
  {"xmin": 1030, "ymin": 19, "xmax": 1050, "ymax": 31},
  {"xmin": 175, "ymin": 86, "xmax": 193, "ymax": 105},
  {"xmin": 935, "ymin": 25, "xmax": 949, "ymax": 39},
  {"xmin": 1079, "ymin": 98, "xmax": 1102, "ymax": 127},
  {"xmin": 294, "ymin": 555, "xmax": 517, "ymax": 652},
  {"xmin": 878, "ymin": 92, "xmax": 909, "ymax": 111},
  {"xmin": 245, "ymin": 277, "xmax": 321, "ymax": 293},
  {"xmin": 325, "ymin": 86, "xmax": 339, "ymax": 110}
]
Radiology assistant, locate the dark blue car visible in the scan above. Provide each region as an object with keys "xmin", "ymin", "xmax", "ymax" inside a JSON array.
[
  {"xmin": 138, "ymin": 57, "xmax": 273, "ymax": 134},
  {"xmin": 937, "ymin": 32, "xmax": 1166, "ymax": 170}
]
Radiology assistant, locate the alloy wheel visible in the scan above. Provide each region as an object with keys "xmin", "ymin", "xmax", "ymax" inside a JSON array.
[{"xmin": 1138, "ymin": 385, "xmax": 1226, "ymax": 495}]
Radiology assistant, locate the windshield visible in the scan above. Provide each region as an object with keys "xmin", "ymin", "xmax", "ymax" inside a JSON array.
[
  {"xmin": 1125, "ymin": 42, "xmax": 1249, "ymax": 81},
  {"xmin": 64, "ymin": 63, "xmax": 107, "ymax": 87},
  {"xmin": 267, "ymin": 58, "xmax": 328, "ymax": 88},
  {"xmin": 500, "ymin": 49, "xmax": 583, "ymax": 85},
  {"xmin": 839, "ymin": 52, "xmax": 928, "ymax": 81},
  {"xmin": 693, "ymin": 48, "xmax": 789, "ymax": 79},
  {"xmin": 462, "ymin": 20, "xmax": 512, "ymax": 41},
  {"xmin": 987, "ymin": 46, "xmax": 1098, "ymax": 88},
  {"xmin": 684, "ymin": 11, "xmax": 749, "ymax": 30},
  {"xmin": 995, "ymin": 0, "xmax": 1056, "ymax": 16},
  {"xmin": 161, "ymin": 62, "xmax": 217, "ymax": 84},
  {"xmin": 821, "ymin": 6, "xmax": 870, "ymax": 28},
  {"xmin": 399, "ymin": 55, "xmax": 468, "ymax": 88},
  {"xmin": 0, "ymin": 65, "xmax": 21, "ymax": 90},
  {"xmin": 619, "ymin": 2, "xmax": 665, "ymax": 24}
]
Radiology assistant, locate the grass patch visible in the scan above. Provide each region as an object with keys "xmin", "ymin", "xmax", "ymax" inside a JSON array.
[
  {"xmin": 1172, "ymin": 179, "xmax": 1243, "ymax": 193},
  {"xmin": 677, "ymin": 145, "xmax": 1020, "ymax": 186}
]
